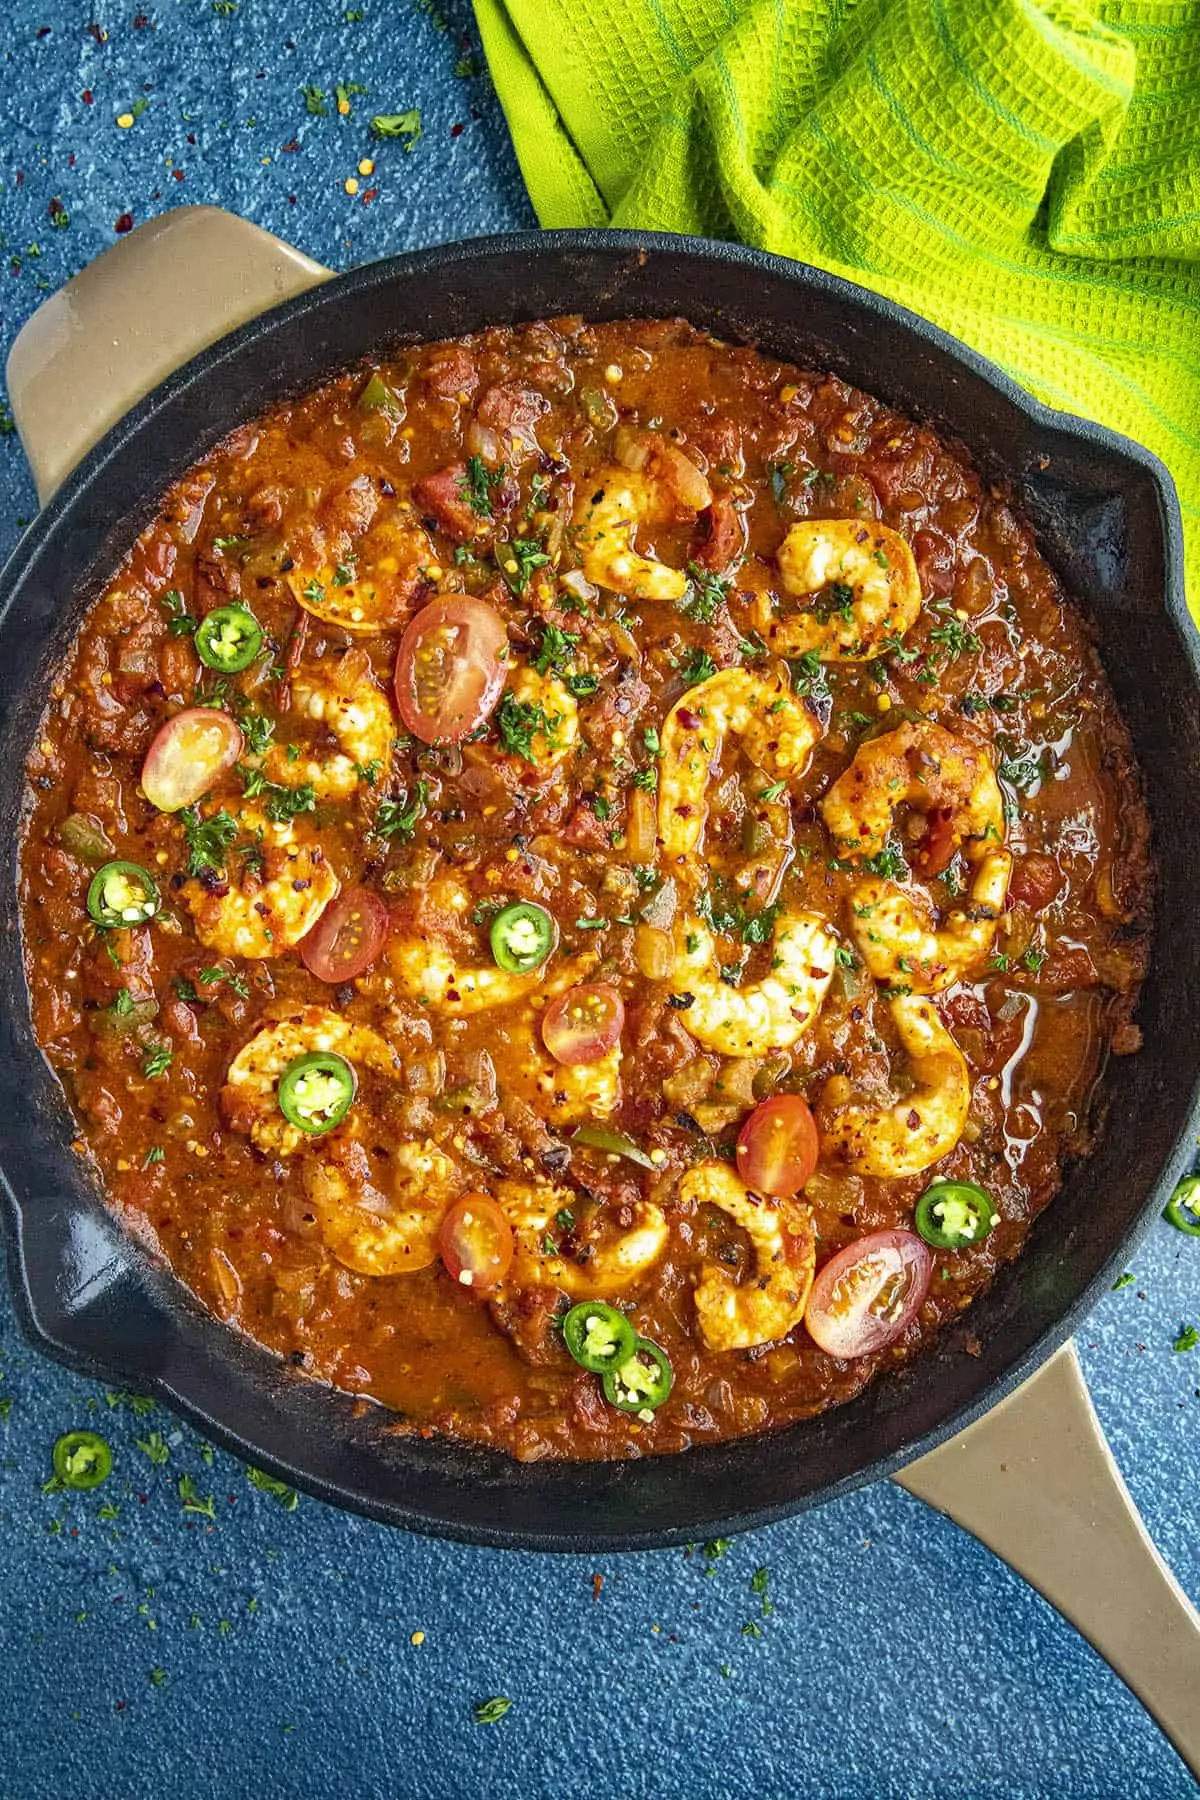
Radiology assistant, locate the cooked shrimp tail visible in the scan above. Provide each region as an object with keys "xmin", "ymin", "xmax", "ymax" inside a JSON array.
[
  {"xmin": 818, "ymin": 994, "xmax": 971, "ymax": 1177},
  {"xmin": 681, "ymin": 1160, "xmax": 816, "ymax": 1352}
]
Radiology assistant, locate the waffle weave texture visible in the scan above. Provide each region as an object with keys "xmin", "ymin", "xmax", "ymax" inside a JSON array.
[{"xmin": 472, "ymin": 0, "xmax": 1200, "ymax": 603}]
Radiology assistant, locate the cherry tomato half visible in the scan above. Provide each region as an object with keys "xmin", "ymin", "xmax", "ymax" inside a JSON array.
[
  {"xmin": 300, "ymin": 886, "xmax": 389, "ymax": 983},
  {"xmin": 439, "ymin": 1194, "xmax": 514, "ymax": 1291},
  {"xmin": 141, "ymin": 707, "xmax": 244, "ymax": 813},
  {"xmin": 394, "ymin": 596, "xmax": 508, "ymax": 744},
  {"xmin": 736, "ymin": 1094, "xmax": 819, "ymax": 1197},
  {"xmin": 541, "ymin": 983, "xmax": 625, "ymax": 1066},
  {"xmin": 804, "ymin": 1229, "xmax": 932, "ymax": 1359}
]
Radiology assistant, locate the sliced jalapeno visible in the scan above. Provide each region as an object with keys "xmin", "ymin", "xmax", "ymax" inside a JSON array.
[
  {"xmin": 277, "ymin": 1051, "xmax": 356, "ymax": 1135},
  {"xmin": 489, "ymin": 901, "xmax": 556, "ymax": 974},
  {"xmin": 53, "ymin": 1430, "xmax": 113, "ymax": 1490},
  {"xmin": 1164, "ymin": 1175, "xmax": 1200, "ymax": 1238},
  {"xmin": 914, "ymin": 1179, "xmax": 998, "ymax": 1250},
  {"xmin": 602, "ymin": 1337, "xmax": 674, "ymax": 1416},
  {"xmin": 562, "ymin": 1301, "xmax": 638, "ymax": 1373},
  {"xmin": 86, "ymin": 860, "xmax": 160, "ymax": 928},
  {"xmin": 195, "ymin": 604, "xmax": 264, "ymax": 673}
]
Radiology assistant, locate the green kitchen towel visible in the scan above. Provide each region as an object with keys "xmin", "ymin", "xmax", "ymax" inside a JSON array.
[{"xmin": 472, "ymin": 0, "xmax": 1200, "ymax": 606}]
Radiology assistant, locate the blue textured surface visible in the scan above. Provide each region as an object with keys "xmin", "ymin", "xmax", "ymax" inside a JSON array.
[{"xmin": 0, "ymin": 6, "xmax": 1197, "ymax": 1797}]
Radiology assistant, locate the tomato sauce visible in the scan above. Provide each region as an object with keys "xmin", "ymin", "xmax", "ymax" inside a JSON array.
[{"xmin": 18, "ymin": 318, "xmax": 1152, "ymax": 1461}]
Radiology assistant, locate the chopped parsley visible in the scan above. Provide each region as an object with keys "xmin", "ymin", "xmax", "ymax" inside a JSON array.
[
  {"xmin": 533, "ymin": 624, "xmax": 579, "ymax": 675},
  {"xmin": 496, "ymin": 691, "xmax": 559, "ymax": 760},
  {"xmin": 789, "ymin": 650, "xmax": 833, "ymax": 708},
  {"xmin": 1021, "ymin": 946, "xmax": 1046, "ymax": 974},
  {"xmin": 929, "ymin": 615, "xmax": 981, "ymax": 660},
  {"xmin": 679, "ymin": 647, "xmax": 717, "ymax": 687},
  {"xmin": 768, "ymin": 461, "xmax": 795, "ymax": 505},
  {"xmin": 369, "ymin": 108, "xmax": 423, "ymax": 149},
  {"xmin": 696, "ymin": 885, "xmax": 780, "ymax": 946},
  {"xmin": 1173, "ymin": 1324, "xmax": 1199, "ymax": 1354},
  {"xmin": 680, "ymin": 563, "xmax": 730, "ymax": 625},
  {"xmin": 198, "ymin": 966, "xmax": 250, "ymax": 999},
  {"xmin": 246, "ymin": 1465, "xmax": 299, "ymax": 1510},
  {"xmin": 141, "ymin": 1043, "xmax": 173, "ymax": 1080},
  {"xmin": 1111, "ymin": 1272, "xmax": 1135, "ymax": 1291},
  {"xmin": 631, "ymin": 767, "xmax": 658, "ymax": 791},
  {"xmin": 236, "ymin": 708, "xmax": 275, "ymax": 756},
  {"xmin": 566, "ymin": 672, "xmax": 599, "ymax": 698},
  {"xmin": 178, "ymin": 1475, "xmax": 216, "ymax": 1520},
  {"xmin": 459, "ymin": 454, "xmax": 506, "ymax": 520},
  {"xmin": 862, "ymin": 844, "xmax": 908, "ymax": 881},
  {"xmin": 805, "ymin": 582, "xmax": 855, "ymax": 625},
  {"xmin": 159, "ymin": 589, "xmax": 198, "ymax": 637},
  {"xmin": 375, "ymin": 780, "xmax": 428, "ymax": 841},
  {"xmin": 998, "ymin": 746, "xmax": 1044, "ymax": 791},
  {"xmin": 499, "ymin": 537, "xmax": 550, "ymax": 594},
  {"xmin": 142, "ymin": 1146, "xmax": 165, "ymax": 1169},
  {"xmin": 112, "ymin": 988, "xmax": 134, "ymax": 1018},
  {"xmin": 136, "ymin": 1430, "xmax": 171, "ymax": 1466},
  {"xmin": 181, "ymin": 808, "xmax": 238, "ymax": 878},
  {"xmin": 473, "ymin": 1697, "xmax": 511, "ymax": 1725}
]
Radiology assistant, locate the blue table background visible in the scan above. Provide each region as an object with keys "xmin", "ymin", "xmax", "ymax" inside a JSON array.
[{"xmin": 0, "ymin": 5, "xmax": 1196, "ymax": 1796}]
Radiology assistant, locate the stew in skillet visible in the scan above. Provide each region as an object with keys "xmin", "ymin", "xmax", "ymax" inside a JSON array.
[{"xmin": 20, "ymin": 317, "xmax": 1152, "ymax": 1461}]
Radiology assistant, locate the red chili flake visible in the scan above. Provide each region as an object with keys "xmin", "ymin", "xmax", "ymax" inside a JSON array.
[
  {"xmin": 68, "ymin": 152, "xmax": 77, "ymax": 166},
  {"xmin": 280, "ymin": 138, "xmax": 300, "ymax": 153},
  {"xmin": 82, "ymin": 89, "xmax": 94, "ymax": 103},
  {"xmin": 591, "ymin": 1573, "xmax": 604, "ymax": 1603},
  {"xmin": 360, "ymin": 187, "xmax": 378, "ymax": 204},
  {"xmin": 115, "ymin": 1701, "xmax": 126, "ymax": 1712},
  {"xmin": 132, "ymin": 10, "xmax": 150, "ymax": 23},
  {"xmin": 114, "ymin": 211, "xmax": 134, "ymax": 234},
  {"xmin": 186, "ymin": 132, "xmax": 196, "ymax": 145},
  {"xmin": 172, "ymin": 168, "xmax": 185, "ymax": 181},
  {"xmin": 450, "ymin": 123, "xmax": 464, "ymax": 138},
  {"xmin": 36, "ymin": 24, "xmax": 51, "ymax": 37},
  {"xmin": 86, "ymin": 21, "xmax": 107, "ymax": 43},
  {"xmin": 14, "ymin": 170, "xmax": 24, "ymax": 187},
  {"xmin": 287, "ymin": 195, "xmax": 297, "ymax": 205}
]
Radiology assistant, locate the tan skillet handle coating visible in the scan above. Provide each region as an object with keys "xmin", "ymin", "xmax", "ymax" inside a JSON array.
[
  {"xmin": 898, "ymin": 1343, "xmax": 1200, "ymax": 1780},
  {"xmin": 5, "ymin": 205, "xmax": 330, "ymax": 502},
  {"xmin": 8, "ymin": 204, "xmax": 1199, "ymax": 1774}
]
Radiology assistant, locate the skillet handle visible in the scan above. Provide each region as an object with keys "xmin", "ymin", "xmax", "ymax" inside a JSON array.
[
  {"xmin": 895, "ymin": 1342, "xmax": 1200, "ymax": 1781},
  {"xmin": 4, "ymin": 205, "xmax": 331, "ymax": 504}
]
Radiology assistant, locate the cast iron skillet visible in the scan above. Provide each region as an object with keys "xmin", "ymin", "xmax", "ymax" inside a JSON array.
[{"xmin": 1, "ymin": 231, "xmax": 1197, "ymax": 1550}]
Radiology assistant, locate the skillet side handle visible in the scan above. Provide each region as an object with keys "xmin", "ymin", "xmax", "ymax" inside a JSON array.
[
  {"xmin": 895, "ymin": 1342, "xmax": 1200, "ymax": 1781},
  {"xmin": 5, "ymin": 205, "xmax": 331, "ymax": 504}
]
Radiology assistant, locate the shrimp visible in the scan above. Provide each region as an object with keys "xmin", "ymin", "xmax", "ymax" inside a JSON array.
[
  {"xmin": 658, "ymin": 668, "xmax": 821, "ymax": 862},
  {"xmin": 673, "ymin": 910, "xmax": 838, "ymax": 1056},
  {"xmin": 287, "ymin": 507, "xmax": 437, "ymax": 634},
  {"xmin": 500, "ymin": 664, "xmax": 579, "ymax": 774},
  {"xmin": 221, "ymin": 1006, "xmax": 402, "ymax": 1157},
  {"xmin": 572, "ymin": 431, "xmax": 712, "ymax": 601},
  {"xmin": 182, "ymin": 809, "xmax": 340, "ymax": 960},
  {"xmin": 821, "ymin": 719, "xmax": 1005, "ymax": 871},
  {"xmin": 519, "ymin": 1045, "xmax": 622, "ymax": 1123},
  {"xmin": 850, "ymin": 848, "xmax": 1014, "ymax": 992},
  {"xmin": 498, "ymin": 1179, "xmax": 668, "ymax": 1295},
  {"xmin": 388, "ymin": 877, "xmax": 592, "ymax": 1015},
  {"xmin": 680, "ymin": 1161, "xmax": 816, "ymax": 1353},
  {"xmin": 756, "ymin": 520, "xmax": 922, "ymax": 661},
  {"xmin": 260, "ymin": 655, "xmax": 395, "ymax": 799},
  {"xmin": 818, "ymin": 995, "xmax": 971, "ymax": 1177},
  {"xmin": 303, "ymin": 1137, "xmax": 461, "ymax": 1276}
]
